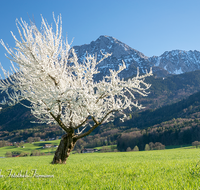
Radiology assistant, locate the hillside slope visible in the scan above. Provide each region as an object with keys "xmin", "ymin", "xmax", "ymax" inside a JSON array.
[
  {"xmin": 1, "ymin": 70, "xmax": 200, "ymax": 144},
  {"xmin": 1, "ymin": 35, "xmax": 200, "ymax": 145}
]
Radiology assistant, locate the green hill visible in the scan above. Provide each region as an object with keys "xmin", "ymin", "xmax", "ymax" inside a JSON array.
[{"xmin": 0, "ymin": 140, "xmax": 60, "ymax": 157}]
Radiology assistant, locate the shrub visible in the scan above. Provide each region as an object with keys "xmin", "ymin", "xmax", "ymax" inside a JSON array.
[
  {"xmin": 192, "ymin": 141, "xmax": 200, "ymax": 148},
  {"xmin": 101, "ymin": 146, "xmax": 112, "ymax": 152},
  {"xmin": 5, "ymin": 151, "xmax": 12, "ymax": 157},
  {"xmin": 133, "ymin": 145, "xmax": 139, "ymax": 151},
  {"xmin": 145, "ymin": 144, "xmax": 150, "ymax": 151},
  {"xmin": 154, "ymin": 142, "xmax": 165, "ymax": 150},
  {"xmin": 12, "ymin": 151, "xmax": 21, "ymax": 156},
  {"xmin": 126, "ymin": 147, "xmax": 132, "ymax": 152},
  {"xmin": 31, "ymin": 150, "xmax": 41, "ymax": 156},
  {"xmin": 149, "ymin": 142, "xmax": 154, "ymax": 150},
  {"xmin": 19, "ymin": 152, "xmax": 30, "ymax": 157}
]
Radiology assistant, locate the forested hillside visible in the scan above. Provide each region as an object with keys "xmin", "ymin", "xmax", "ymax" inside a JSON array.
[
  {"xmin": 1, "ymin": 70, "xmax": 200, "ymax": 148},
  {"xmin": 75, "ymin": 89, "xmax": 200, "ymax": 151},
  {"xmin": 116, "ymin": 91, "xmax": 200, "ymax": 151}
]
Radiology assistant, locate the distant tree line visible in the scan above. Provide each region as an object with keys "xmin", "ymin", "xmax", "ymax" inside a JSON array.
[
  {"xmin": 126, "ymin": 142, "xmax": 165, "ymax": 152},
  {"xmin": 117, "ymin": 123, "xmax": 200, "ymax": 151}
]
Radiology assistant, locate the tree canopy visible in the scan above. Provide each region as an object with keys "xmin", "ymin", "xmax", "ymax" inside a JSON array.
[
  {"xmin": 0, "ymin": 14, "xmax": 152, "ymax": 138},
  {"xmin": 0, "ymin": 14, "xmax": 152, "ymax": 163}
]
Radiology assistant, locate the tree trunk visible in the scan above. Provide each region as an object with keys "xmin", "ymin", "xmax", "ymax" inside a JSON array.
[{"xmin": 52, "ymin": 133, "xmax": 76, "ymax": 164}]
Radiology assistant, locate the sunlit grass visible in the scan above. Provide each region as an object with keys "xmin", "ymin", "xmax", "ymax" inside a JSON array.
[
  {"xmin": 0, "ymin": 141, "xmax": 60, "ymax": 157},
  {"xmin": 0, "ymin": 148, "xmax": 200, "ymax": 189}
]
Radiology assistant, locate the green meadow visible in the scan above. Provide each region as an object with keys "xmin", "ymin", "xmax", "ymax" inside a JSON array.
[
  {"xmin": 0, "ymin": 140, "xmax": 61, "ymax": 157},
  {"xmin": 0, "ymin": 148, "xmax": 200, "ymax": 189},
  {"xmin": 0, "ymin": 141, "xmax": 117, "ymax": 157}
]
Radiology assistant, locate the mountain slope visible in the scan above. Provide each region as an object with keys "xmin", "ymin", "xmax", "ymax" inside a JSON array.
[
  {"xmin": 1, "ymin": 69, "xmax": 200, "ymax": 142},
  {"xmin": 116, "ymin": 90, "xmax": 200, "ymax": 151},
  {"xmin": 122, "ymin": 89, "xmax": 200, "ymax": 130},
  {"xmin": 149, "ymin": 50, "xmax": 200, "ymax": 74},
  {"xmin": 73, "ymin": 35, "xmax": 200, "ymax": 79},
  {"xmin": 73, "ymin": 35, "xmax": 169, "ymax": 80}
]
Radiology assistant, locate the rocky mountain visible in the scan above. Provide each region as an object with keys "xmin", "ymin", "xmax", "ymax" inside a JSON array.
[
  {"xmin": 73, "ymin": 35, "xmax": 168, "ymax": 80},
  {"xmin": 73, "ymin": 35, "xmax": 200, "ymax": 79},
  {"xmin": 149, "ymin": 50, "xmax": 200, "ymax": 75}
]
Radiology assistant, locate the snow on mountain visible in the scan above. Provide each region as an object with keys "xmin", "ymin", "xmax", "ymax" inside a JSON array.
[
  {"xmin": 149, "ymin": 50, "xmax": 200, "ymax": 75},
  {"xmin": 73, "ymin": 35, "xmax": 162, "ymax": 80},
  {"xmin": 72, "ymin": 35, "xmax": 200, "ymax": 79}
]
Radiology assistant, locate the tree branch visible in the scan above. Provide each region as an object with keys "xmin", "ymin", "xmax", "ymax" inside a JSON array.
[
  {"xmin": 75, "ymin": 123, "xmax": 100, "ymax": 140},
  {"xmin": 95, "ymin": 93, "xmax": 107, "ymax": 104},
  {"xmin": 100, "ymin": 109, "xmax": 118, "ymax": 124},
  {"xmin": 75, "ymin": 110, "xmax": 118, "ymax": 140},
  {"xmin": 74, "ymin": 115, "xmax": 90, "ymax": 129},
  {"xmin": 48, "ymin": 74, "xmax": 59, "ymax": 87},
  {"xmin": 92, "ymin": 116, "xmax": 99, "ymax": 125},
  {"xmin": 50, "ymin": 112, "xmax": 69, "ymax": 133}
]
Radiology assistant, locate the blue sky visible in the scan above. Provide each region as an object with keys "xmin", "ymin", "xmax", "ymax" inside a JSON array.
[{"xmin": 1, "ymin": 0, "xmax": 200, "ymax": 76}]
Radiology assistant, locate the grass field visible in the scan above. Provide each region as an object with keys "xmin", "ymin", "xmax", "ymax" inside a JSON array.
[
  {"xmin": 0, "ymin": 148, "xmax": 200, "ymax": 189},
  {"xmin": 0, "ymin": 141, "xmax": 118, "ymax": 157},
  {"xmin": 0, "ymin": 140, "xmax": 61, "ymax": 157}
]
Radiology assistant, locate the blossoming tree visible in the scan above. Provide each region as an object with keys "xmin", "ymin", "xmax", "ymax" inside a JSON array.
[{"xmin": 0, "ymin": 15, "xmax": 152, "ymax": 164}]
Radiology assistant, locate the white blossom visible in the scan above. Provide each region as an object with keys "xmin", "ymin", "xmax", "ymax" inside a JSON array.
[{"xmin": 0, "ymin": 14, "xmax": 152, "ymax": 138}]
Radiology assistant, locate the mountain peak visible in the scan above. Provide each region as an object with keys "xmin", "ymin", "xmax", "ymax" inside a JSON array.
[
  {"xmin": 97, "ymin": 35, "xmax": 116, "ymax": 41},
  {"xmin": 73, "ymin": 35, "xmax": 146, "ymax": 59},
  {"xmin": 149, "ymin": 49, "xmax": 200, "ymax": 74},
  {"xmin": 72, "ymin": 35, "xmax": 152, "ymax": 80},
  {"xmin": 72, "ymin": 35, "xmax": 200, "ymax": 78},
  {"xmin": 161, "ymin": 50, "xmax": 188, "ymax": 57},
  {"xmin": 93, "ymin": 35, "xmax": 132, "ymax": 52}
]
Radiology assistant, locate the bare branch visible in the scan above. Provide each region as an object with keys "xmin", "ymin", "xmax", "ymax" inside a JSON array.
[
  {"xmin": 75, "ymin": 110, "xmax": 118, "ymax": 140},
  {"xmin": 74, "ymin": 115, "xmax": 90, "ymax": 129},
  {"xmin": 50, "ymin": 112, "xmax": 68, "ymax": 133},
  {"xmin": 100, "ymin": 109, "xmax": 118, "ymax": 124},
  {"xmin": 75, "ymin": 123, "xmax": 100, "ymax": 140},
  {"xmin": 91, "ymin": 116, "xmax": 99, "ymax": 125}
]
